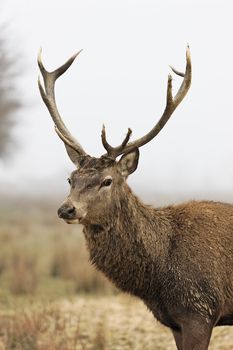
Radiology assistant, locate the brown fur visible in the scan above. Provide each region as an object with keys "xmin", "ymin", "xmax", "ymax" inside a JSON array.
[{"xmin": 58, "ymin": 156, "xmax": 233, "ymax": 350}]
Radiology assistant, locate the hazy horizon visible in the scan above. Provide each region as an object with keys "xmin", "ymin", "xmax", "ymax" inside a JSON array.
[{"xmin": 0, "ymin": 0, "xmax": 233, "ymax": 201}]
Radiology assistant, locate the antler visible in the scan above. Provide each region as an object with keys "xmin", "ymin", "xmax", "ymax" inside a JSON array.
[
  {"xmin": 102, "ymin": 46, "xmax": 192, "ymax": 159},
  {"xmin": 37, "ymin": 49, "xmax": 87, "ymax": 157}
]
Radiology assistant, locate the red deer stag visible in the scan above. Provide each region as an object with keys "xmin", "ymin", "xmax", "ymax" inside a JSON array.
[{"xmin": 38, "ymin": 47, "xmax": 233, "ymax": 350}]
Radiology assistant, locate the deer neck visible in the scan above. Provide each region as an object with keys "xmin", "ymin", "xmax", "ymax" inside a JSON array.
[{"xmin": 83, "ymin": 183, "xmax": 171, "ymax": 297}]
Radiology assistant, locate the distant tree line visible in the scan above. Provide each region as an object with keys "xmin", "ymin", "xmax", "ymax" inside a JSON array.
[{"xmin": 0, "ymin": 27, "xmax": 21, "ymax": 158}]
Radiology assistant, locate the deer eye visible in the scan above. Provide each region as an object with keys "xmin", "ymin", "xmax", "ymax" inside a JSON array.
[
  {"xmin": 101, "ymin": 178, "xmax": 112, "ymax": 187},
  {"xmin": 67, "ymin": 178, "xmax": 71, "ymax": 185}
]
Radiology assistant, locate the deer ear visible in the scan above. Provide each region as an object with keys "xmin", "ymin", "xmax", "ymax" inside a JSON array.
[
  {"xmin": 117, "ymin": 148, "xmax": 139, "ymax": 177},
  {"xmin": 65, "ymin": 145, "xmax": 88, "ymax": 168}
]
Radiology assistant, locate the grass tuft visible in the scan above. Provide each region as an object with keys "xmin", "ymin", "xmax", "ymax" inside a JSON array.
[{"xmin": 9, "ymin": 251, "xmax": 38, "ymax": 295}]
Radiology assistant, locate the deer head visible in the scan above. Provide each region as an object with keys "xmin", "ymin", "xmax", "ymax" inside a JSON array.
[{"xmin": 38, "ymin": 48, "xmax": 191, "ymax": 225}]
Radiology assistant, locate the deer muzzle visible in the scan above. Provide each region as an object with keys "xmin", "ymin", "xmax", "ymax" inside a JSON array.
[{"xmin": 57, "ymin": 200, "xmax": 87, "ymax": 224}]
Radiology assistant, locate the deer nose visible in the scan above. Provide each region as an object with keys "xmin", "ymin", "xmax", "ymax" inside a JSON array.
[{"xmin": 57, "ymin": 204, "xmax": 76, "ymax": 219}]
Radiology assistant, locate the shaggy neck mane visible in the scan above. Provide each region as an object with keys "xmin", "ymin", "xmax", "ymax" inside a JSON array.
[{"xmin": 83, "ymin": 183, "xmax": 171, "ymax": 298}]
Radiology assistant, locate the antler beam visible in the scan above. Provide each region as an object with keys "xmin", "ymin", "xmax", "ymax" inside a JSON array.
[
  {"xmin": 38, "ymin": 49, "xmax": 87, "ymax": 157},
  {"xmin": 102, "ymin": 46, "xmax": 192, "ymax": 159}
]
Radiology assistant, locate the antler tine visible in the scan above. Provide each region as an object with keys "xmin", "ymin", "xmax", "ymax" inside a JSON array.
[
  {"xmin": 101, "ymin": 125, "xmax": 132, "ymax": 159},
  {"xmin": 101, "ymin": 124, "xmax": 114, "ymax": 156},
  {"xmin": 102, "ymin": 46, "xmax": 191, "ymax": 159},
  {"xmin": 38, "ymin": 49, "xmax": 87, "ymax": 156}
]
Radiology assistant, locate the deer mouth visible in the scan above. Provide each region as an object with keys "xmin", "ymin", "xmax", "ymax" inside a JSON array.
[{"xmin": 65, "ymin": 218, "xmax": 82, "ymax": 224}]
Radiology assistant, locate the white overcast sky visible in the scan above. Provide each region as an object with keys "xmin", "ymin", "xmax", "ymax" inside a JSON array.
[{"xmin": 0, "ymin": 0, "xmax": 233, "ymax": 201}]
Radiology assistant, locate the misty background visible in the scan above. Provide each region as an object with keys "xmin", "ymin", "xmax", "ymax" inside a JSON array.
[{"xmin": 0, "ymin": 0, "xmax": 233, "ymax": 204}]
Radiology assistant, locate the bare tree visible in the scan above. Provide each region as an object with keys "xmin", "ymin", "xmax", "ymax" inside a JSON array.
[{"xmin": 0, "ymin": 29, "xmax": 21, "ymax": 158}]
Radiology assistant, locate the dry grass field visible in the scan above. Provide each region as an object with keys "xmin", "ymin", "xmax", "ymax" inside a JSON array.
[
  {"xmin": 0, "ymin": 198, "xmax": 233, "ymax": 349},
  {"xmin": 0, "ymin": 296, "xmax": 233, "ymax": 349}
]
